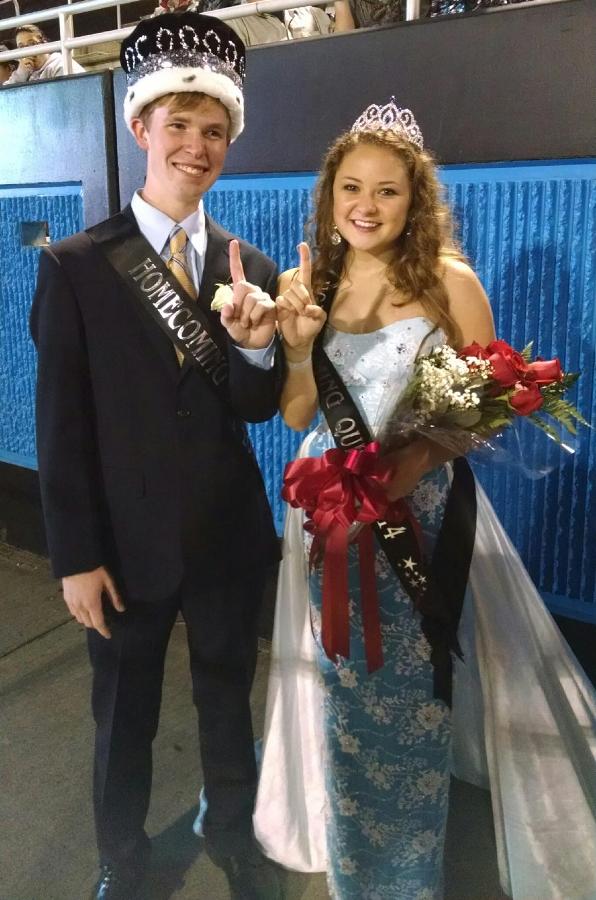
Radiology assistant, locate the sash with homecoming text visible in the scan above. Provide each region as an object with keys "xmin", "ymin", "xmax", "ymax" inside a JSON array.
[{"xmin": 87, "ymin": 212, "xmax": 229, "ymax": 400}]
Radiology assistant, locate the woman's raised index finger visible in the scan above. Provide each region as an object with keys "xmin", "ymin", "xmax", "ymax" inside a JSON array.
[
  {"xmin": 229, "ymin": 239, "xmax": 246, "ymax": 285},
  {"xmin": 297, "ymin": 242, "xmax": 312, "ymax": 287}
]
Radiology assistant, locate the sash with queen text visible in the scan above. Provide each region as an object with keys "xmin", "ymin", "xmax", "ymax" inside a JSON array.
[{"xmin": 312, "ymin": 291, "xmax": 476, "ymax": 705}]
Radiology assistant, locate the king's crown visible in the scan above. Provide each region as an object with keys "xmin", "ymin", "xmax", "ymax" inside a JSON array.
[{"xmin": 351, "ymin": 97, "xmax": 424, "ymax": 151}]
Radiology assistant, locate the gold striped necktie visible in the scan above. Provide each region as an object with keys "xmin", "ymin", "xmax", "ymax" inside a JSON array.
[{"xmin": 166, "ymin": 227, "xmax": 196, "ymax": 365}]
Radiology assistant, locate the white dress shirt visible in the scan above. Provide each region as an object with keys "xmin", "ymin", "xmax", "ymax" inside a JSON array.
[{"xmin": 131, "ymin": 191, "xmax": 274, "ymax": 368}]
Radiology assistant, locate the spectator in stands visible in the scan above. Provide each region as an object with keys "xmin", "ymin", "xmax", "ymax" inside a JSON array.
[
  {"xmin": 5, "ymin": 23, "xmax": 85, "ymax": 84},
  {"xmin": 227, "ymin": 5, "xmax": 331, "ymax": 45},
  {"xmin": 226, "ymin": 7, "xmax": 288, "ymax": 44},
  {"xmin": 0, "ymin": 43, "xmax": 17, "ymax": 84},
  {"xmin": 152, "ymin": 0, "xmax": 287, "ymax": 43},
  {"xmin": 333, "ymin": 0, "xmax": 402, "ymax": 29},
  {"xmin": 153, "ymin": 0, "xmax": 330, "ymax": 44},
  {"xmin": 284, "ymin": 5, "xmax": 331, "ymax": 38},
  {"xmin": 429, "ymin": 0, "xmax": 527, "ymax": 14}
]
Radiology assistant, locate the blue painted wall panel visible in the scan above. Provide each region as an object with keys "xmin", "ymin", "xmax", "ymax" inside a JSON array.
[
  {"xmin": 440, "ymin": 164, "xmax": 596, "ymax": 619},
  {"xmin": 0, "ymin": 186, "xmax": 83, "ymax": 469},
  {"xmin": 205, "ymin": 179, "xmax": 316, "ymax": 532}
]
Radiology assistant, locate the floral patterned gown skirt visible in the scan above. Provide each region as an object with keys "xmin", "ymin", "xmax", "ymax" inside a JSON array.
[
  {"xmin": 304, "ymin": 318, "xmax": 454, "ymax": 900},
  {"xmin": 308, "ymin": 468, "xmax": 453, "ymax": 900}
]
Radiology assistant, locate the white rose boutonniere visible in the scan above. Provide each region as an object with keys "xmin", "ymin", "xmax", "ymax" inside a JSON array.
[{"xmin": 211, "ymin": 282, "xmax": 234, "ymax": 312}]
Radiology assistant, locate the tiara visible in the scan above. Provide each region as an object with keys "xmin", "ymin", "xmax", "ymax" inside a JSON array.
[{"xmin": 351, "ymin": 97, "xmax": 424, "ymax": 151}]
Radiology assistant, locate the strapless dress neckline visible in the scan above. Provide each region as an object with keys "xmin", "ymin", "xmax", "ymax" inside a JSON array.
[{"xmin": 325, "ymin": 315, "xmax": 436, "ymax": 337}]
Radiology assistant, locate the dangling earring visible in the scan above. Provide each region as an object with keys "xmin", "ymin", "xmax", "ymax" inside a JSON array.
[
  {"xmin": 330, "ymin": 225, "xmax": 342, "ymax": 246},
  {"xmin": 404, "ymin": 222, "xmax": 413, "ymax": 239}
]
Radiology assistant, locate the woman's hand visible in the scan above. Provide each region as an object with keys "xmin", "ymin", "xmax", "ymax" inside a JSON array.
[
  {"xmin": 276, "ymin": 243, "xmax": 326, "ymax": 360},
  {"xmin": 384, "ymin": 438, "xmax": 450, "ymax": 501},
  {"xmin": 385, "ymin": 437, "xmax": 459, "ymax": 500}
]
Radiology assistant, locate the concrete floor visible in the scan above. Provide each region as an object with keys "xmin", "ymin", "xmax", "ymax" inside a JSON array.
[{"xmin": 1, "ymin": 543, "xmax": 508, "ymax": 900}]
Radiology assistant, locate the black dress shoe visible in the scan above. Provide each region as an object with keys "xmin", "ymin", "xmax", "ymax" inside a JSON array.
[
  {"xmin": 92, "ymin": 864, "xmax": 145, "ymax": 900},
  {"xmin": 215, "ymin": 845, "xmax": 282, "ymax": 900}
]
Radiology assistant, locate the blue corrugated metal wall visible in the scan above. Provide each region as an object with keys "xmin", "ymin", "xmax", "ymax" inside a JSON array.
[
  {"xmin": 0, "ymin": 185, "xmax": 83, "ymax": 470},
  {"xmin": 1, "ymin": 163, "xmax": 594, "ymax": 619},
  {"xmin": 205, "ymin": 174, "xmax": 317, "ymax": 535},
  {"xmin": 442, "ymin": 163, "xmax": 596, "ymax": 620}
]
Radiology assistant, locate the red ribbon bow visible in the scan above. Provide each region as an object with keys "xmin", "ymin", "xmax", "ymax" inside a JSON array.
[{"xmin": 283, "ymin": 442, "xmax": 419, "ymax": 673}]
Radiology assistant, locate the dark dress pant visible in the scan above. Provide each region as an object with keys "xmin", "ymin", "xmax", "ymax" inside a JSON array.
[{"xmin": 87, "ymin": 570, "xmax": 266, "ymax": 868}]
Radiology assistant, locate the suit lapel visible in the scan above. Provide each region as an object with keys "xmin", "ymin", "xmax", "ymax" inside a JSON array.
[
  {"xmin": 179, "ymin": 216, "xmax": 232, "ymax": 381},
  {"xmin": 116, "ymin": 205, "xmax": 180, "ymax": 381}
]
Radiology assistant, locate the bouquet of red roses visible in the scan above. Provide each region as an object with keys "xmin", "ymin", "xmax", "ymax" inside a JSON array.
[{"xmin": 376, "ymin": 338, "xmax": 588, "ymax": 454}]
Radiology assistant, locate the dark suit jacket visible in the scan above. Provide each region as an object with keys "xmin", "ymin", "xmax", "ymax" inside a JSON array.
[{"xmin": 30, "ymin": 206, "xmax": 281, "ymax": 602}]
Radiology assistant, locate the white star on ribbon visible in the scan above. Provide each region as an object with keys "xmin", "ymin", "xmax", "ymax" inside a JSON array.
[{"xmin": 402, "ymin": 557, "xmax": 417, "ymax": 572}]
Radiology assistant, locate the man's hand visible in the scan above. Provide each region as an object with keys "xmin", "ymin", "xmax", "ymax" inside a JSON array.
[
  {"xmin": 276, "ymin": 243, "xmax": 326, "ymax": 359},
  {"xmin": 15, "ymin": 57, "xmax": 35, "ymax": 80},
  {"xmin": 220, "ymin": 240, "xmax": 277, "ymax": 350},
  {"xmin": 62, "ymin": 566, "xmax": 124, "ymax": 639}
]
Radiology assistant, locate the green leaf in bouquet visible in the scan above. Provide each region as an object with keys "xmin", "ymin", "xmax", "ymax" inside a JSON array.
[
  {"xmin": 528, "ymin": 414, "xmax": 564, "ymax": 443},
  {"xmin": 541, "ymin": 371, "xmax": 579, "ymax": 398},
  {"xmin": 521, "ymin": 341, "xmax": 534, "ymax": 362},
  {"xmin": 396, "ymin": 377, "xmax": 420, "ymax": 410},
  {"xmin": 541, "ymin": 396, "xmax": 590, "ymax": 433},
  {"xmin": 466, "ymin": 374, "xmax": 492, "ymax": 391},
  {"xmin": 443, "ymin": 408, "xmax": 483, "ymax": 428},
  {"xmin": 474, "ymin": 412, "xmax": 515, "ymax": 434},
  {"xmin": 476, "ymin": 396, "xmax": 512, "ymax": 417}
]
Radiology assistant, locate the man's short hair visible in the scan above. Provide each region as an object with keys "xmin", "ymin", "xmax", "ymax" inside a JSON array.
[
  {"xmin": 15, "ymin": 23, "xmax": 47, "ymax": 43},
  {"xmin": 138, "ymin": 91, "xmax": 232, "ymax": 135}
]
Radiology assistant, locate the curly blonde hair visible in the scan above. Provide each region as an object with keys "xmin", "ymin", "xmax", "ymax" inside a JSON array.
[{"xmin": 310, "ymin": 129, "xmax": 463, "ymax": 346}]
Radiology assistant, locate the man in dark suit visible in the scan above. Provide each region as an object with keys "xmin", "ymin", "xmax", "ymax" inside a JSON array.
[{"xmin": 30, "ymin": 13, "xmax": 281, "ymax": 900}]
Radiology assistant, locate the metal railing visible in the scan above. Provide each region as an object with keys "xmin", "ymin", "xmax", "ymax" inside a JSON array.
[{"xmin": 0, "ymin": 0, "xmax": 568, "ymax": 75}]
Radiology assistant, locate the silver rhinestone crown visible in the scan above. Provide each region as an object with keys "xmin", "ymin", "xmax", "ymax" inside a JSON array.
[
  {"xmin": 123, "ymin": 24, "xmax": 244, "ymax": 88},
  {"xmin": 351, "ymin": 97, "xmax": 424, "ymax": 151}
]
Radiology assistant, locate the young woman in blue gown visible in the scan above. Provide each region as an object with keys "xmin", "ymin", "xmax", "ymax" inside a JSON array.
[{"xmin": 254, "ymin": 101, "xmax": 596, "ymax": 900}]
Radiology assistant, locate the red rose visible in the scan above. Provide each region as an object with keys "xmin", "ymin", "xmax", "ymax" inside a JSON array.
[
  {"xmin": 487, "ymin": 351, "xmax": 520, "ymax": 389},
  {"xmin": 458, "ymin": 342, "xmax": 491, "ymax": 361},
  {"xmin": 509, "ymin": 383, "xmax": 544, "ymax": 415},
  {"xmin": 487, "ymin": 340, "xmax": 530, "ymax": 377},
  {"xmin": 525, "ymin": 358, "xmax": 563, "ymax": 386}
]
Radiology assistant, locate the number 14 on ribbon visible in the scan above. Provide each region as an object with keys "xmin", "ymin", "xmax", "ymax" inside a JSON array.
[{"xmin": 377, "ymin": 521, "xmax": 407, "ymax": 540}]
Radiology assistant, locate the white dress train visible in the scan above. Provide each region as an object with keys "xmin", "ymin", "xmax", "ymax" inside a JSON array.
[{"xmin": 254, "ymin": 442, "xmax": 596, "ymax": 900}]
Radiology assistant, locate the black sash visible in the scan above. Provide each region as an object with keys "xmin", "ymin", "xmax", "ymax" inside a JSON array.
[
  {"xmin": 313, "ymin": 290, "xmax": 477, "ymax": 705},
  {"xmin": 87, "ymin": 212, "xmax": 229, "ymax": 399}
]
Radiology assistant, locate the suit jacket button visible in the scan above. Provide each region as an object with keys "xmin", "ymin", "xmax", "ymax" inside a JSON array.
[{"xmin": 176, "ymin": 408, "xmax": 191, "ymax": 418}]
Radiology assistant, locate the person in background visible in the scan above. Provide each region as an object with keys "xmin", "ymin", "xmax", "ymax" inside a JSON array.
[
  {"xmin": 0, "ymin": 42, "xmax": 17, "ymax": 84},
  {"xmin": 285, "ymin": 5, "xmax": 331, "ymax": 38},
  {"xmin": 333, "ymin": 0, "xmax": 402, "ymax": 29},
  {"xmin": 5, "ymin": 23, "xmax": 85, "ymax": 85},
  {"xmin": 153, "ymin": 0, "xmax": 330, "ymax": 44}
]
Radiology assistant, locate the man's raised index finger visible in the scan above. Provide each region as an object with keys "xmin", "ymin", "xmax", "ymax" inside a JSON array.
[
  {"xmin": 229, "ymin": 239, "xmax": 246, "ymax": 285},
  {"xmin": 297, "ymin": 242, "xmax": 312, "ymax": 287}
]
